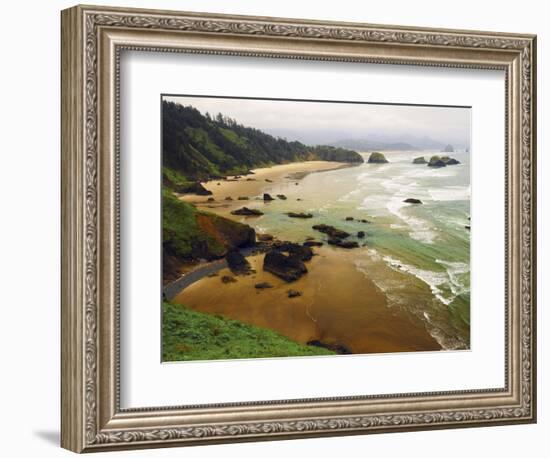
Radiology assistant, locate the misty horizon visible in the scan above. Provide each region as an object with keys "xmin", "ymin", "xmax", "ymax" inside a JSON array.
[{"xmin": 163, "ymin": 95, "xmax": 471, "ymax": 150}]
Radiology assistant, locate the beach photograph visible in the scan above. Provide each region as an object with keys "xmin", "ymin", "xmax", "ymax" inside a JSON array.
[{"xmin": 161, "ymin": 95, "xmax": 471, "ymax": 362}]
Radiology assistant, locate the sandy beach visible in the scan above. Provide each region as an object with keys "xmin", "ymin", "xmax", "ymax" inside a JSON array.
[
  {"xmin": 174, "ymin": 247, "xmax": 440, "ymax": 354},
  {"xmin": 172, "ymin": 160, "xmax": 442, "ymax": 354},
  {"xmin": 179, "ymin": 161, "xmax": 351, "ymax": 218}
]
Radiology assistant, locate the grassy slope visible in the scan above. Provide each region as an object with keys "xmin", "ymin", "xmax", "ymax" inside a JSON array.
[
  {"xmin": 162, "ymin": 188, "xmax": 225, "ymax": 260},
  {"xmin": 163, "ymin": 302, "xmax": 334, "ymax": 361}
]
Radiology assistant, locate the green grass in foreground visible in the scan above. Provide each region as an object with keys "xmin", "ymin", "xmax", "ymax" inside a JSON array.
[{"xmin": 162, "ymin": 302, "xmax": 335, "ymax": 361}]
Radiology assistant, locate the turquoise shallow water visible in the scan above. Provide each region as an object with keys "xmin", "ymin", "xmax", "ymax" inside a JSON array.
[{"xmin": 231, "ymin": 151, "xmax": 471, "ymax": 349}]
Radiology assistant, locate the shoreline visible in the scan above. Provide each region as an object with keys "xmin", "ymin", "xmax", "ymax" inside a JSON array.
[
  {"xmin": 174, "ymin": 247, "xmax": 441, "ymax": 354},
  {"xmin": 179, "ymin": 160, "xmax": 354, "ymax": 218},
  {"xmin": 167, "ymin": 159, "xmax": 443, "ymax": 355}
]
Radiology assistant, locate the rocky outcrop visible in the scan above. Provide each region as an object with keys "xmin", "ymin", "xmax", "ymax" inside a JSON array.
[
  {"xmin": 428, "ymin": 156, "xmax": 447, "ymax": 167},
  {"xmin": 287, "ymin": 289, "xmax": 301, "ymax": 298},
  {"xmin": 443, "ymin": 144, "xmax": 455, "ymax": 152},
  {"xmin": 257, "ymin": 233, "xmax": 274, "ymax": 242},
  {"xmin": 327, "ymin": 239, "xmax": 359, "ymax": 249},
  {"xmin": 357, "ymin": 231, "xmax": 366, "ymax": 238},
  {"xmin": 231, "ymin": 207, "xmax": 264, "ymax": 216},
  {"xmin": 167, "ymin": 179, "xmax": 213, "ymax": 195},
  {"xmin": 444, "ymin": 157, "xmax": 460, "ymax": 165},
  {"xmin": 307, "ymin": 340, "xmax": 352, "ymax": 355},
  {"xmin": 403, "ymin": 198, "xmax": 422, "ymax": 204},
  {"xmin": 273, "ymin": 241, "xmax": 314, "ymax": 261},
  {"xmin": 312, "ymin": 224, "xmax": 350, "ymax": 239},
  {"xmin": 367, "ymin": 152, "xmax": 389, "ymax": 164},
  {"xmin": 345, "ymin": 216, "xmax": 354, "ymax": 221},
  {"xmin": 428, "ymin": 155, "xmax": 461, "ymax": 167},
  {"xmin": 263, "ymin": 250, "xmax": 308, "ymax": 282},
  {"xmin": 413, "ymin": 156, "xmax": 427, "ymax": 164},
  {"xmin": 287, "ymin": 212, "xmax": 313, "ymax": 218},
  {"xmin": 255, "ymin": 282, "xmax": 273, "ymax": 289},
  {"xmin": 262, "ymin": 241, "xmax": 313, "ymax": 282},
  {"xmin": 303, "ymin": 241, "xmax": 323, "ymax": 247},
  {"xmin": 226, "ymin": 250, "xmax": 251, "ymax": 275},
  {"xmin": 263, "ymin": 193, "xmax": 275, "ymax": 201}
]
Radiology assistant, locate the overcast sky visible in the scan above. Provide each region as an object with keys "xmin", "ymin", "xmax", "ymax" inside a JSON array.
[{"xmin": 163, "ymin": 95, "xmax": 471, "ymax": 148}]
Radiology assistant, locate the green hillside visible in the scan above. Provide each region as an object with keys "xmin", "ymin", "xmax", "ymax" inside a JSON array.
[
  {"xmin": 163, "ymin": 301, "xmax": 335, "ymax": 361},
  {"xmin": 162, "ymin": 189, "xmax": 255, "ymax": 283},
  {"xmin": 162, "ymin": 100, "xmax": 363, "ymax": 180}
]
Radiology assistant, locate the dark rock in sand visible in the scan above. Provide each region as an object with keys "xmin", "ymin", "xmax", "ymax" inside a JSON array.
[
  {"xmin": 263, "ymin": 193, "xmax": 275, "ymax": 201},
  {"xmin": 403, "ymin": 198, "xmax": 422, "ymax": 204},
  {"xmin": 367, "ymin": 152, "xmax": 389, "ymax": 164},
  {"xmin": 257, "ymin": 233, "xmax": 274, "ymax": 242},
  {"xmin": 182, "ymin": 181, "xmax": 212, "ymax": 195},
  {"xmin": 327, "ymin": 238, "xmax": 359, "ymax": 249},
  {"xmin": 221, "ymin": 275, "xmax": 237, "ymax": 284},
  {"xmin": 276, "ymin": 194, "xmax": 287, "ymax": 200},
  {"xmin": 226, "ymin": 250, "xmax": 251, "ymax": 275},
  {"xmin": 413, "ymin": 156, "xmax": 427, "ymax": 164},
  {"xmin": 287, "ymin": 212, "xmax": 313, "ymax": 219},
  {"xmin": 207, "ymin": 197, "xmax": 215, "ymax": 202},
  {"xmin": 265, "ymin": 178, "xmax": 273, "ymax": 183},
  {"xmin": 246, "ymin": 178, "xmax": 256, "ymax": 181},
  {"xmin": 273, "ymin": 241, "xmax": 314, "ymax": 261},
  {"xmin": 237, "ymin": 196, "xmax": 249, "ymax": 200},
  {"xmin": 217, "ymin": 182, "xmax": 221, "ymax": 186},
  {"xmin": 303, "ymin": 241, "xmax": 323, "ymax": 247},
  {"xmin": 296, "ymin": 198, "xmax": 302, "ymax": 201},
  {"xmin": 263, "ymin": 250, "xmax": 308, "ymax": 282},
  {"xmin": 287, "ymin": 289, "xmax": 301, "ymax": 298},
  {"xmin": 360, "ymin": 219, "xmax": 371, "ymax": 224},
  {"xmin": 231, "ymin": 207, "xmax": 264, "ymax": 216},
  {"xmin": 255, "ymin": 282, "xmax": 273, "ymax": 289},
  {"xmin": 465, "ymin": 225, "xmax": 471, "ymax": 230},
  {"xmin": 357, "ymin": 231, "xmax": 366, "ymax": 238},
  {"xmin": 312, "ymin": 224, "xmax": 350, "ymax": 239},
  {"xmin": 224, "ymin": 196, "xmax": 233, "ymax": 201},
  {"xmin": 307, "ymin": 340, "xmax": 352, "ymax": 355},
  {"xmin": 345, "ymin": 216, "xmax": 354, "ymax": 221}
]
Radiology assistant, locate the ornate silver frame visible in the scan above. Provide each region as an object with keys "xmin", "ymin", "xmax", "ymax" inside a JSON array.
[{"xmin": 61, "ymin": 4, "xmax": 537, "ymax": 453}]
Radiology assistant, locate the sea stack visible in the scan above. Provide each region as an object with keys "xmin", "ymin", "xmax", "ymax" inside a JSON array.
[
  {"xmin": 428, "ymin": 155, "xmax": 461, "ymax": 167},
  {"xmin": 443, "ymin": 144, "xmax": 455, "ymax": 153},
  {"xmin": 367, "ymin": 152, "xmax": 389, "ymax": 164}
]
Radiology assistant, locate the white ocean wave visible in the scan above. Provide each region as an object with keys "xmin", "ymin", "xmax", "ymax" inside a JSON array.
[
  {"xmin": 337, "ymin": 189, "xmax": 362, "ymax": 202},
  {"xmin": 436, "ymin": 259, "xmax": 470, "ymax": 297},
  {"xmin": 428, "ymin": 185, "xmax": 471, "ymax": 202},
  {"xmin": 404, "ymin": 167, "xmax": 459, "ymax": 179},
  {"xmin": 386, "ymin": 196, "xmax": 437, "ymax": 244},
  {"xmin": 381, "ymin": 254, "xmax": 453, "ymax": 305}
]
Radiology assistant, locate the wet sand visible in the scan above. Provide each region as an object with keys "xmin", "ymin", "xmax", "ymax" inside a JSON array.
[
  {"xmin": 173, "ymin": 247, "xmax": 441, "ymax": 354},
  {"xmin": 180, "ymin": 161, "xmax": 351, "ymax": 218}
]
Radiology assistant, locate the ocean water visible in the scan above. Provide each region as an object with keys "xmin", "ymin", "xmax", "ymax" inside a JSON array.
[{"xmin": 234, "ymin": 151, "xmax": 471, "ymax": 350}]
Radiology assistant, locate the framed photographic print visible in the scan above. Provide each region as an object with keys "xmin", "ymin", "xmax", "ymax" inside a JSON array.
[{"xmin": 61, "ymin": 4, "xmax": 537, "ymax": 453}]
